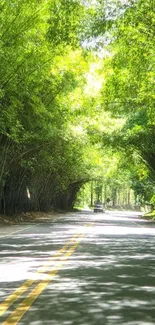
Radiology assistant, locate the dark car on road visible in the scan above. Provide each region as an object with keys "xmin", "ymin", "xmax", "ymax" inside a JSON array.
[{"xmin": 94, "ymin": 203, "xmax": 105, "ymax": 213}]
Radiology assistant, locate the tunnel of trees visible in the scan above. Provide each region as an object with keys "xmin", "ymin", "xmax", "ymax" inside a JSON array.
[{"xmin": 0, "ymin": 0, "xmax": 155, "ymax": 215}]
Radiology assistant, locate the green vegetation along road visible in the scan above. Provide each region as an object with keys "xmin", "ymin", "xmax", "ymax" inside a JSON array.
[
  {"xmin": 0, "ymin": 210, "xmax": 155, "ymax": 324},
  {"xmin": 1, "ymin": 0, "xmax": 155, "ymax": 215}
]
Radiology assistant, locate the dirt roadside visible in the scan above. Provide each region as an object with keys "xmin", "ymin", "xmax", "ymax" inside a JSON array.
[{"xmin": 0, "ymin": 211, "xmax": 61, "ymax": 225}]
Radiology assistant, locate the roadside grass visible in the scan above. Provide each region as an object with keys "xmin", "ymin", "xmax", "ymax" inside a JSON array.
[{"xmin": 143, "ymin": 209, "xmax": 155, "ymax": 220}]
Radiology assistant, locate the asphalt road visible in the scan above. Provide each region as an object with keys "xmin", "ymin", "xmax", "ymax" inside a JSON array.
[{"xmin": 0, "ymin": 210, "xmax": 155, "ymax": 325}]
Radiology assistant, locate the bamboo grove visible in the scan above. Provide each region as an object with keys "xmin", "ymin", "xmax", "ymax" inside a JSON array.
[{"xmin": 0, "ymin": 0, "xmax": 155, "ymax": 215}]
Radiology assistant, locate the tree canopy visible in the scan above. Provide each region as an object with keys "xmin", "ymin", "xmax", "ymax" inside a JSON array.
[{"xmin": 0, "ymin": 0, "xmax": 154, "ymax": 215}]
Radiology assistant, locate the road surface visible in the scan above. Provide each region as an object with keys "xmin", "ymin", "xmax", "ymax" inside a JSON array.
[{"xmin": 0, "ymin": 210, "xmax": 155, "ymax": 324}]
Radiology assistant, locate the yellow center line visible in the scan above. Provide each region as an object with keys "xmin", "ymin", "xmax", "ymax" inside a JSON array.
[
  {"xmin": 88, "ymin": 223, "xmax": 94, "ymax": 227},
  {"xmin": 0, "ymin": 233, "xmax": 79, "ymax": 317},
  {"xmin": 2, "ymin": 235, "xmax": 84, "ymax": 325}
]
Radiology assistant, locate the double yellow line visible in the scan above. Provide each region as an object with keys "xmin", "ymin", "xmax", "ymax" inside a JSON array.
[{"xmin": 0, "ymin": 225, "xmax": 93, "ymax": 325}]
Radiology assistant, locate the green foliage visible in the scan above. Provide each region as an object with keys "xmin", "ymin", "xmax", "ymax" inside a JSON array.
[
  {"xmin": 0, "ymin": 0, "xmax": 109, "ymax": 214},
  {"xmin": 47, "ymin": 0, "xmax": 85, "ymax": 47},
  {"xmin": 97, "ymin": 0, "xmax": 155, "ymax": 202},
  {"xmin": 1, "ymin": 0, "xmax": 155, "ymax": 214}
]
